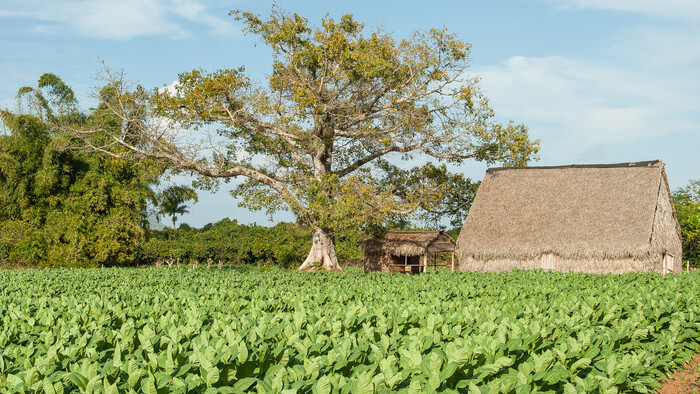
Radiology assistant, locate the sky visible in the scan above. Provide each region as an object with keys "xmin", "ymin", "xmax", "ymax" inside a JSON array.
[{"xmin": 1, "ymin": 0, "xmax": 699, "ymax": 227}]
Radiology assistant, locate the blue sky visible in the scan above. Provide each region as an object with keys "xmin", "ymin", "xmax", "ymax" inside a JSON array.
[{"xmin": 1, "ymin": 0, "xmax": 699, "ymax": 227}]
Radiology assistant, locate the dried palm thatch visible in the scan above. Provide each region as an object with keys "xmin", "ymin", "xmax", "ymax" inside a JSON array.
[
  {"xmin": 457, "ymin": 160, "xmax": 683, "ymax": 273},
  {"xmin": 361, "ymin": 231, "xmax": 455, "ymax": 256},
  {"xmin": 362, "ymin": 231, "xmax": 456, "ymax": 273}
]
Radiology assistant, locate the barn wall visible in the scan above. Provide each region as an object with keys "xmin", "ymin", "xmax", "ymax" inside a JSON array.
[
  {"xmin": 364, "ymin": 254, "xmax": 382, "ymax": 273},
  {"xmin": 364, "ymin": 254, "xmax": 395, "ymax": 273},
  {"xmin": 459, "ymin": 255, "xmax": 658, "ymax": 274},
  {"xmin": 650, "ymin": 176, "xmax": 683, "ymax": 273}
]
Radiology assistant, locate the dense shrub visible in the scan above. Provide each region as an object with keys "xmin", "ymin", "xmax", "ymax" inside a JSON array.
[
  {"xmin": 673, "ymin": 180, "xmax": 700, "ymax": 267},
  {"xmin": 141, "ymin": 219, "xmax": 367, "ymax": 268},
  {"xmin": 0, "ymin": 75, "xmax": 156, "ymax": 268}
]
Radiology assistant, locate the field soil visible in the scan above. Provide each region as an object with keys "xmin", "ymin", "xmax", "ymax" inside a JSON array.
[{"xmin": 657, "ymin": 353, "xmax": 700, "ymax": 394}]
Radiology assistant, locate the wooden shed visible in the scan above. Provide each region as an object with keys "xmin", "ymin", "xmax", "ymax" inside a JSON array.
[
  {"xmin": 361, "ymin": 231, "xmax": 456, "ymax": 274},
  {"xmin": 456, "ymin": 160, "xmax": 683, "ymax": 274}
]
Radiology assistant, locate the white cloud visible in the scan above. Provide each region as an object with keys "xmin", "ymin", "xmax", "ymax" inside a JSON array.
[
  {"xmin": 614, "ymin": 24, "xmax": 700, "ymax": 69},
  {"xmin": 0, "ymin": 0, "xmax": 237, "ymax": 40},
  {"xmin": 547, "ymin": 0, "xmax": 700, "ymax": 20},
  {"xmin": 494, "ymin": 1, "xmax": 700, "ymax": 162},
  {"xmin": 475, "ymin": 54, "xmax": 700, "ymax": 163},
  {"xmin": 159, "ymin": 80, "xmax": 182, "ymax": 95}
]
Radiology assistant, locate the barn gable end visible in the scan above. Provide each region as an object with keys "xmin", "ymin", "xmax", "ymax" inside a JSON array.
[{"xmin": 649, "ymin": 172, "xmax": 683, "ymax": 273}]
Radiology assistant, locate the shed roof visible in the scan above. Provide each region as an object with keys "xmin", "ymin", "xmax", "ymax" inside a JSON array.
[
  {"xmin": 457, "ymin": 160, "xmax": 678, "ymax": 260},
  {"xmin": 361, "ymin": 231, "xmax": 455, "ymax": 256}
]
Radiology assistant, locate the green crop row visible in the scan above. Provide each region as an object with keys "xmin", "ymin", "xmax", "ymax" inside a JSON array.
[{"xmin": 0, "ymin": 268, "xmax": 699, "ymax": 393}]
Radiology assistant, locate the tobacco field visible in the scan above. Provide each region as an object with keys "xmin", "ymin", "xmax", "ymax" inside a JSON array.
[{"xmin": 0, "ymin": 268, "xmax": 699, "ymax": 393}]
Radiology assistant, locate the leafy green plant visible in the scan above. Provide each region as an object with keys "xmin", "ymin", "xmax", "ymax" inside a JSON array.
[{"xmin": 0, "ymin": 269, "xmax": 698, "ymax": 392}]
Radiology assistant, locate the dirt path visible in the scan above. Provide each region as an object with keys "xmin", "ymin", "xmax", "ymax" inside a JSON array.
[{"xmin": 656, "ymin": 353, "xmax": 700, "ymax": 394}]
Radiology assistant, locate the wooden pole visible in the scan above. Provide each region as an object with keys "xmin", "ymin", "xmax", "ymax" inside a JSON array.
[
  {"xmin": 405, "ymin": 255, "xmax": 408, "ymax": 274},
  {"xmin": 451, "ymin": 251, "xmax": 455, "ymax": 272},
  {"xmin": 423, "ymin": 254, "xmax": 427, "ymax": 273}
]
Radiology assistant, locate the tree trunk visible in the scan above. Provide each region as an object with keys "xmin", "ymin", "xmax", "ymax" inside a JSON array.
[{"xmin": 298, "ymin": 228, "xmax": 344, "ymax": 272}]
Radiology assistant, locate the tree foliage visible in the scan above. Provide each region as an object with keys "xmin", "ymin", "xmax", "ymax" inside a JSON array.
[
  {"xmin": 0, "ymin": 74, "xmax": 157, "ymax": 267},
  {"xmin": 76, "ymin": 7, "xmax": 539, "ymax": 271},
  {"xmin": 673, "ymin": 180, "xmax": 700, "ymax": 267},
  {"xmin": 141, "ymin": 219, "xmax": 330, "ymax": 268},
  {"xmin": 375, "ymin": 161, "xmax": 479, "ymax": 229},
  {"xmin": 155, "ymin": 185, "xmax": 198, "ymax": 229}
]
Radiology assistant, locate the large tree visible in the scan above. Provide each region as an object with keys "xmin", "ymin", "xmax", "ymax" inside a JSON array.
[
  {"xmin": 75, "ymin": 8, "xmax": 539, "ymax": 271},
  {"xmin": 0, "ymin": 74, "xmax": 157, "ymax": 267}
]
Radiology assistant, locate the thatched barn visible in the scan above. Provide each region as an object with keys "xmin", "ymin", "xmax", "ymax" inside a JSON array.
[
  {"xmin": 457, "ymin": 160, "xmax": 682, "ymax": 274},
  {"xmin": 361, "ymin": 231, "xmax": 456, "ymax": 274}
]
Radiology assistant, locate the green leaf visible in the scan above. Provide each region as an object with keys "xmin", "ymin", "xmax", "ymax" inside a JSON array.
[
  {"xmin": 206, "ymin": 367, "xmax": 221, "ymax": 387},
  {"xmin": 113, "ymin": 342, "xmax": 122, "ymax": 368},
  {"xmin": 407, "ymin": 379, "xmax": 423, "ymax": 394},
  {"xmin": 543, "ymin": 368, "xmax": 569, "ymax": 385},
  {"xmin": 68, "ymin": 372, "xmax": 88, "ymax": 390},
  {"xmin": 314, "ymin": 375, "xmax": 332, "ymax": 394},
  {"xmin": 232, "ymin": 377, "xmax": 258, "ymax": 392},
  {"xmin": 42, "ymin": 378, "xmax": 57, "ymax": 394},
  {"xmin": 142, "ymin": 376, "xmax": 158, "ymax": 394},
  {"xmin": 356, "ymin": 371, "xmax": 374, "ymax": 394},
  {"xmin": 128, "ymin": 369, "xmax": 144, "ymax": 389},
  {"xmin": 103, "ymin": 377, "xmax": 119, "ymax": 394},
  {"xmin": 606, "ymin": 354, "xmax": 617, "ymax": 377},
  {"xmin": 85, "ymin": 375, "xmax": 101, "ymax": 393},
  {"xmin": 570, "ymin": 358, "xmax": 591, "ymax": 374}
]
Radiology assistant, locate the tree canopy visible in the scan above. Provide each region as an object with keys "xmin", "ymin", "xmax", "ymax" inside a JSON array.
[
  {"xmin": 673, "ymin": 180, "xmax": 700, "ymax": 267},
  {"xmin": 0, "ymin": 74, "xmax": 157, "ymax": 267},
  {"xmin": 155, "ymin": 185, "xmax": 198, "ymax": 229},
  {"xmin": 75, "ymin": 8, "xmax": 540, "ymax": 271}
]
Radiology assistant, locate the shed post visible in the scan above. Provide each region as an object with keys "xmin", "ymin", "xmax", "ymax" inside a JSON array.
[
  {"xmin": 423, "ymin": 254, "xmax": 427, "ymax": 273},
  {"xmin": 404, "ymin": 255, "xmax": 407, "ymax": 273},
  {"xmin": 451, "ymin": 252, "xmax": 455, "ymax": 272}
]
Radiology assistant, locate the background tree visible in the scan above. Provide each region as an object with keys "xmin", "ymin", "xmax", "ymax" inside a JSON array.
[
  {"xmin": 673, "ymin": 180, "xmax": 700, "ymax": 267},
  {"xmin": 141, "ymin": 219, "xmax": 317, "ymax": 268},
  {"xmin": 0, "ymin": 74, "xmax": 157, "ymax": 267},
  {"xmin": 155, "ymin": 185, "xmax": 198, "ymax": 229},
  {"xmin": 75, "ymin": 8, "xmax": 539, "ymax": 271},
  {"xmin": 375, "ymin": 161, "xmax": 480, "ymax": 229}
]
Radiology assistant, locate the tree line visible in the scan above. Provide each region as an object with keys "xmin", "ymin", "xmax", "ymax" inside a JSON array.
[{"xmin": 141, "ymin": 219, "xmax": 356, "ymax": 268}]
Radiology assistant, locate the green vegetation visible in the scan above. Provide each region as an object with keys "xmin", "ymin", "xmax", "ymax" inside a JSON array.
[
  {"xmin": 0, "ymin": 74, "xmax": 157, "ymax": 267},
  {"xmin": 141, "ymin": 219, "xmax": 461, "ymax": 269},
  {"xmin": 0, "ymin": 269, "xmax": 698, "ymax": 393},
  {"xmin": 141, "ymin": 220, "xmax": 316, "ymax": 268},
  {"xmin": 673, "ymin": 180, "xmax": 700, "ymax": 267},
  {"xmin": 154, "ymin": 186, "xmax": 198, "ymax": 230}
]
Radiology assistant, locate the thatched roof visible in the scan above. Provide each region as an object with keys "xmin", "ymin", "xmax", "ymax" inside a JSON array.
[
  {"xmin": 361, "ymin": 231, "xmax": 456, "ymax": 256},
  {"xmin": 457, "ymin": 160, "xmax": 681, "ymax": 260}
]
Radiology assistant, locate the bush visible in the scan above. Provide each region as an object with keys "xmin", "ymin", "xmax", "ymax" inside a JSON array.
[{"xmin": 140, "ymin": 219, "xmax": 368, "ymax": 268}]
